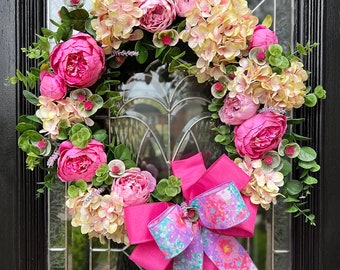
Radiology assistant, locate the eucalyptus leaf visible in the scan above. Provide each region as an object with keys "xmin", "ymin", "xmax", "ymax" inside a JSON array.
[
  {"xmin": 286, "ymin": 205, "xmax": 299, "ymax": 213},
  {"xmin": 304, "ymin": 176, "xmax": 318, "ymax": 185},
  {"xmin": 286, "ymin": 180, "xmax": 303, "ymax": 196},
  {"xmin": 283, "ymin": 197, "xmax": 300, "ymax": 203},
  {"xmin": 298, "ymin": 160, "xmax": 317, "ymax": 170},
  {"xmin": 23, "ymin": 90, "xmax": 39, "ymax": 105},
  {"xmin": 298, "ymin": 146, "xmax": 317, "ymax": 162}
]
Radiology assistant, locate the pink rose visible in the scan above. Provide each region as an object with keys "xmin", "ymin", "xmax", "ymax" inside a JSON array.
[
  {"xmin": 57, "ymin": 139, "xmax": 107, "ymax": 182},
  {"xmin": 112, "ymin": 168, "xmax": 156, "ymax": 206},
  {"xmin": 139, "ymin": 0, "xmax": 177, "ymax": 33},
  {"xmin": 49, "ymin": 33, "xmax": 105, "ymax": 88},
  {"xmin": 39, "ymin": 71, "xmax": 67, "ymax": 100},
  {"xmin": 234, "ymin": 112, "xmax": 287, "ymax": 159},
  {"xmin": 219, "ymin": 93, "xmax": 259, "ymax": 125},
  {"xmin": 174, "ymin": 0, "xmax": 196, "ymax": 17},
  {"xmin": 249, "ymin": 25, "xmax": 278, "ymax": 51}
]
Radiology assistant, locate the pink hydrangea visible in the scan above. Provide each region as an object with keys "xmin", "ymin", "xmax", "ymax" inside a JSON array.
[{"xmin": 112, "ymin": 168, "xmax": 156, "ymax": 206}]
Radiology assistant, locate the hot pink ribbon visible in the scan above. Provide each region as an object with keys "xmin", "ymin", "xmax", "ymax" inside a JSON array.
[{"xmin": 124, "ymin": 153, "xmax": 258, "ymax": 270}]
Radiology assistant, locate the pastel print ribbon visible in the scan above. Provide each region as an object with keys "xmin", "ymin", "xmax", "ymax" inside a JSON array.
[
  {"xmin": 124, "ymin": 153, "xmax": 259, "ymax": 270},
  {"xmin": 148, "ymin": 182, "xmax": 257, "ymax": 269}
]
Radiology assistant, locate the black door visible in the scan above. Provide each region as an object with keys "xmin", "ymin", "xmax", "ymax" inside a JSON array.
[{"xmin": 0, "ymin": 0, "xmax": 338, "ymax": 269}]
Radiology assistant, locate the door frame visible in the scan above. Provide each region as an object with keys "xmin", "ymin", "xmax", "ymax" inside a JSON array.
[{"xmin": 1, "ymin": 0, "xmax": 337, "ymax": 269}]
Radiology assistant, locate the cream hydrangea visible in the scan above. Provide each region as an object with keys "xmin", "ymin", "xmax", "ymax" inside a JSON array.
[
  {"xmin": 36, "ymin": 96, "xmax": 86, "ymax": 139},
  {"xmin": 235, "ymin": 156, "xmax": 284, "ymax": 210},
  {"xmin": 227, "ymin": 58, "xmax": 308, "ymax": 110},
  {"xmin": 36, "ymin": 94, "xmax": 99, "ymax": 140},
  {"xmin": 91, "ymin": 0, "xmax": 144, "ymax": 53},
  {"xmin": 180, "ymin": 0, "xmax": 258, "ymax": 82},
  {"xmin": 66, "ymin": 188, "xmax": 128, "ymax": 245}
]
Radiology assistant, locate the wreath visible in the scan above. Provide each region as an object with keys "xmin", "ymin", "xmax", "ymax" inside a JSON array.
[{"xmin": 10, "ymin": 0, "xmax": 326, "ymax": 269}]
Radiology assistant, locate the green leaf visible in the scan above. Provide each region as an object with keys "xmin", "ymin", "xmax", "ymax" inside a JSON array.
[
  {"xmin": 155, "ymin": 46, "xmax": 167, "ymax": 58},
  {"xmin": 297, "ymin": 43, "xmax": 307, "ymax": 55},
  {"xmin": 298, "ymin": 146, "xmax": 317, "ymax": 162},
  {"xmin": 268, "ymin": 44, "xmax": 283, "ymax": 57},
  {"xmin": 314, "ymin": 85, "xmax": 326, "ymax": 99},
  {"xmin": 283, "ymin": 197, "xmax": 300, "ymax": 203},
  {"xmin": 26, "ymin": 115, "xmax": 42, "ymax": 124},
  {"xmin": 262, "ymin": 14, "xmax": 272, "ymax": 28},
  {"xmin": 16, "ymin": 122, "xmax": 37, "ymax": 133},
  {"xmin": 93, "ymin": 129, "xmax": 108, "ymax": 143},
  {"xmin": 286, "ymin": 205, "xmax": 299, "ymax": 213},
  {"xmin": 277, "ymin": 56, "xmax": 290, "ymax": 69},
  {"xmin": 114, "ymin": 144, "xmax": 132, "ymax": 161},
  {"xmin": 298, "ymin": 160, "xmax": 317, "ymax": 170},
  {"xmin": 124, "ymin": 159, "xmax": 136, "ymax": 169},
  {"xmin": 69, "ymin": 9, "xmax": 89, "ymax": 31},
  {"xmin": 156, "ymin": 179, "xmax": 169, "ymax": 194},
  {"xmin": 135, "ymin": 41, "xmax": 148, "ymax": 64},
  {"xmin": 225, "ymin": 144, "xmax": 237, "ymax": 154},
  {"xmin": 68, "ymin": 185, "xmax": 79, "ymax": 198},
  {"xmin": 268, "ymin": 55, "xmax": 283, "ymax": 67},
  {"xmin": 217, "ymin": 125, "xmax": 230, "ymax": 135},
  {"xmin": 304, "ymin": 93, "xmax": 318, "ymax": 107},
  {"xmin": 165, "ymin": 186, "xmax": 179, "ymax": 197},
  {"xmin": 69, "ymin": 123, "xmax": 92, "ymax": 148},
  {"xmin": 6, "ymin": 76, "xmax": 18, "ymax": 84},
  {"xmin": 279, "ymin": 159, "xmax": 292, "ymax": 176},
  {"xmin": 85, "ymin": 18, "xmax": 96, "ymax": 36},
  {"xmin": 208, "ymin": 103, "xmax": 219, "ymax": 112},
  {"xmin": 285, "ymin": 180, "xmax": 303, "ymax": 196},
  {"xmin": 23, "ymin": 90, "xmax": 39, "ymax": 105},
  {"xmin": 310, "ymin": 164, "xmax": 320, "ymax": 172},
  {"xmin": 291, "ymin": 133, "xmax": 311, "ymax": 141},
  {"xmin": 304, "ymin": 176, "xmax": 318, "ymax": 185},
  {"xmin": 214, "ymin": 134, "xmax": 227, "ymax": 143}
]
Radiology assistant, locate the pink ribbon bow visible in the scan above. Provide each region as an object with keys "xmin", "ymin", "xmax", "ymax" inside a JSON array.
[{"xmin": 124, "ymin": 153, "xmax": 258, "ymax": 270}]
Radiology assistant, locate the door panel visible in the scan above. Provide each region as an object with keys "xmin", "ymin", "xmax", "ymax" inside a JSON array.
[{"xmin": 3, "ymin": 0, "xmax": 332, "ymax": 269}]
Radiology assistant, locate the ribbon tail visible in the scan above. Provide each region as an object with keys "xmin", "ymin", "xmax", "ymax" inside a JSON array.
[
  {"xmin": 202, "ymin": 228, "xmax": 258, "ymax": 270},
  {"xmin": 130, "ymin": 241, "xmax": 172, "ymax": 270},
  {"xmin": 173, "ymin": 223, "xmax": 204, "ymax": 270}
]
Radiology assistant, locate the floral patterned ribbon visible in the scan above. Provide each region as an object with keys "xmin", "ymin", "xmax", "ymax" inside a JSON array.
[
  {"xmin": 148, "ymin": 182, "xmax": 257, "ymax": 269},
  {"xmin": 125, "ymin": 153, "xmax": 259, "ymax": 269}
]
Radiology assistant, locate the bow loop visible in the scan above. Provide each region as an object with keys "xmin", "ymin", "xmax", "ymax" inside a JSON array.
[{"xmin": 190, "ymin": 182, "xmax": 249, "ymax": 230}]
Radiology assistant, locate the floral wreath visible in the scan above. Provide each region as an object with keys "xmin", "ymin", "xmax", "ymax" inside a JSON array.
[{"xmin": 10, "ymin": 0, "xmax": 326, "ymax": 269}]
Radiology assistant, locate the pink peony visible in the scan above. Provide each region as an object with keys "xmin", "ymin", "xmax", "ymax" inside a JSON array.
[
  {"xmin": 39, "ymin": 71, "xmax": 67, "ymax": 100},
  {"xmin": 219, "ymin": 93, "xmax": 259, "ymax": 125},
  {"xmin": 174, "ymin": 0, "xmax": 196, "ymax": 17},
  {"xmin": 138, "ymin": 0, "xmax": 177, "ymax": 33},
  {"xmin": 112, "ymin": 168, "xmax": 156, "ymax": 206},
  {"xmin": 49, "ymin": 33, "xmax": 105, "ymax": 88},
  {"xmin": 249, "ymin": 25, "xmax": 278, "ymax": 51},
  {"xmin": 234, "ymin": 112, "xmax": 287, "ymax": 159},
  {"xmin": 57, "ymin": 139, "xmax": 107, "ymax": 182}
]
